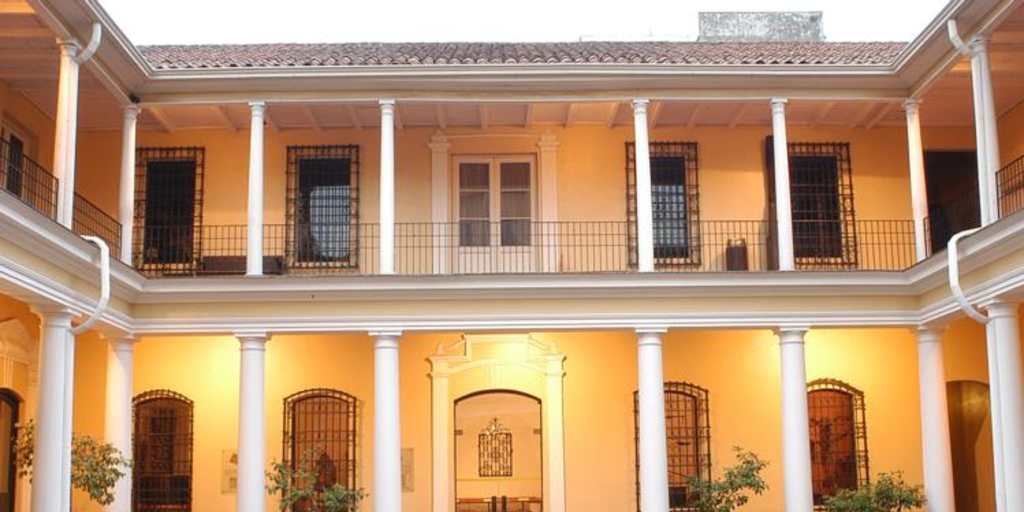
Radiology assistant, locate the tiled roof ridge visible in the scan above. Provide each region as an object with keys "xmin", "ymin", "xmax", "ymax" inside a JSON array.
[{"xmin": 138, "ymin": 41, "xmax": 909, "ymax": 70}]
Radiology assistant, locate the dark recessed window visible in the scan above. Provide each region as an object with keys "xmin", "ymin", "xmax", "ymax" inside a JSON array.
[
  {"xmin": 626, "ymin": 142, "xmax": 701, "ymax": 268},
  {"xmin": 286, "ymin": 146, "xmax": 360, "ymax": 269},
  {"xmin": 283, "ymin": 388, "xmax": 358, "ymax": 510},
  {"xmin": 133, "ymin": 390, "xmax": 193, "ymax": 512},
  {"xmin": 808, "ymin": 379, "xmax": 869, "ymax": 506}
]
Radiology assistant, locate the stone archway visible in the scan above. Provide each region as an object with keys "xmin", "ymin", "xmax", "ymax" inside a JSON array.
[{"xmin": 429, "ymin": 334, "xmax": 565, "ymax": 512}]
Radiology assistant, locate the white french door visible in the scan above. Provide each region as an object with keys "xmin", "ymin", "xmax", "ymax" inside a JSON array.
[{"xmin": 453, "ymin": 156, "xmax": 537, "ymax": 274}]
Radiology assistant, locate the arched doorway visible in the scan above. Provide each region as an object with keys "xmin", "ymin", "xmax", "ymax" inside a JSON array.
[
  {"xmin": 455, "ymin": 390, "xmax": 542, "ymax": 512},
  {"xmin": 947, "ymin": 380, "xmax": 994, "ymax": 512},
  {"xmin": 0, "ymin": 390, "xmax": 20, "ymax": 512}
]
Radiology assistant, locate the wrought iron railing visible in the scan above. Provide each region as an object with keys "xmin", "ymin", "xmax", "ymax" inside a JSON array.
[
  {"xmin": 133, "ymin": 220, "xmax": 916, "ymax": 277},
  {"xmin": 795, "ymin": 220, "xmax": 916, "ymax": 272},
  {"xmin": 924, "ymin": 192, "xmax": 981, "ymax": 256},
  {"xmin": 72, "ymin": 193, "xmax": 122, "ymax": 257},
  {"xmin": 998, "ymin": 155, "xmax": 1024, "ymax": 218},
  {"xmin": 0, "ymin": 137, "xmax": 58, "ymax": 219}
]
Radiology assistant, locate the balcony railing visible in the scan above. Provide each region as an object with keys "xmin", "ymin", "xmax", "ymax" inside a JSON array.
[
  {"xmin": 924, "ymin": 191, "xmax": 981, "ymax": 256},
  {"xmin": 132, "ymin": 220, "xmax": 915, "ymax": 277},
  {"xmin": 999, "ymin": 155, "xmax": 1024, "ymax": 218},
  {"xmin": 73, "ymin": 193, "xmax": 122, "ymax": 257},
  {"xmin": 0, "ymin": 137, "xmax": 58, "ymax": 219}
]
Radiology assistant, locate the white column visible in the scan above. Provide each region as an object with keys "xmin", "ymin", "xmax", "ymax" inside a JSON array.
[
  {"xmin": 968, "ymin": 38, "xmax": 994, "ymax": 226},
  {"xmin": 29, "ymin": 307, "xmax": 73, "ymax": 512},
  {"xmin": 236, "ymin": 332, "xmax": 269, "ymax": 512},
  {"xmin": 989, "ymin": 302, "xmax": 1024, "ymax": 512},
  {"xmin": 372, "ymin": 331, "xmax": 402, "ymax": 512},
  {"xmin": 118, "ymin": 106, "xmax": 139, "ymax": 264},
  {"xmin": 632, "ymin": 100, "xmax": 655, "ymax": 272},
  {"xmin": 545, "ymin": 355, "xmax": 567, "ymax": 512},
  {"xmin": 778, "ymin": 328, "xmax": 813, "ymax": 512},
  {"xmin": 428, "ymin": 132, "xmax": 451, "ymax": 275},
  {"xmin": 53, "ymin": 41, "xmax": 81, "ymax": 227},
  {"xmin": 916, "ymin": 328, "xmax": 955, "ymax": 512},
  {"xmin": 986, "ymin": 320, "xmax": 1007, "ymax": 512},
  {"xmin": 904, "ymin": 100, "xmax": 929, "ymax": 262},
  {"xmin": 771, "ymin": 99, "xmax": 796, "ymax": 271},
  {"xmin": 379, "ymin": 100, "xmax": 396, "ymax": 275},
  {"xmin": 636, "ymin": 329, "xmax": 669, "ymax": 512},
  {"xmin": 104, "ymin": 336, "xmax": 136, "ymax": 512},
  {"xmin": 246, "ymin": 102, "xmax": 266, "ymax": 276},
  {"xmin": 974, "ymin": 38, "xmax": 1002, "ymax": 222},
  {"xmin": 60, "ymin": 324, "xmax": 76, "ymax": 512}
]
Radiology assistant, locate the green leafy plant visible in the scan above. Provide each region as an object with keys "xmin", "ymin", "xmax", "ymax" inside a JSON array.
[
  {"xmin": 267, "ymin": 448, "xmax": 366, "ymax": 512},
  {"xmin": 686, "ymin": 447, "xmax": 769, "ymax": 512},
  {"xmin": 823, "ymin": 471, "xmax": 926, "ymax": 512},
  {"xmin": 14, "ymin": 420, "xmax": 132, "ymax": 506}
]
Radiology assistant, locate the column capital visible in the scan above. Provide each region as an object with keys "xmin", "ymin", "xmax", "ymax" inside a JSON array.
[
  {"xmin": 370, "ymin": 330, "xmax": 403, "ymax": 339},
  {"xmin": 968, "ymin": 36, "xmax": 990, "ymax": 54},
  {"xmin": 985, "ymin": 301, "xmax": 1019, "ymax": 319},
  {"xmin": 56, "ymin": 39, "xmax": 81, "ymax": 56},
  {"xmin": 123, "ymin": 104, "xmax": 140, "ymax": 120},
  {"xmin": 632, "ymin": 99, "xmax": 649, "ymax": 114},
  {"xmin": 774, "ymin": 327, "xmax": 809, "ymax": 344},
  {"xmin": 916, "ymin": 326, "xmax": 946, "ymax": 344},
  {"xmin": 30, "ymin": 305, "xmax": 76, "ymax": 325},
  {"xmin": 428, "ymin": 131, "xmax": 451, "ymax": 152},
  {"xmin": 235, "ymin": 331, "xmax": 270, "ymax": 348},
  {"xmin": 538, "ymin": 130, "xmax": 559, "ymax": 150},
  {"xmin": 379, "ymin": 99, "xmax": 396, "ymax": 111},
  {"xmin": 770, "ymin": 98, "xmax": 788, "ymax": 113},
  {"xmin": 903, "ymin": 98, "xmax": 922, "ymax": 113},
  {"xmin": 248, "ymin": 101, "xmax": 266, "ymax": 113}
]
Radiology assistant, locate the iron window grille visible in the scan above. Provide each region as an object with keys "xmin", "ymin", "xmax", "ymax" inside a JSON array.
[
  {"xmin": 132, "ymin": 390, "xmax": 194, "ymax": 512},
  {"xmin": 283, "ymin": 388, "xmax": 359, "ymax": 510},
  {"xmin": 286, "ymin": 145, "xmax": 360, "ymax": 270},
  {"xmin": 626, "ymin": 142, "xmax": 702, "ymax": 269},
  {"xmin": 134, "ymin": 147, "xmax": 205, "ymax": 274},
  {"xmin": 0, "ymin": 389, "xmax": 19, "ymax": 512},
  {"xmin": 766, "ymin": 139, "xmax": 857, "ymax": 269},
  {"xmin": 807, "ymin": 379, "xmax": 869, "ymax": 506},
  {"xmin": 477, "ymin": 417, "xmax": 513, "ymax": 477},
  {"xmin": 634, "ymin": 382, "xmax": 711, "ymax": 511}
]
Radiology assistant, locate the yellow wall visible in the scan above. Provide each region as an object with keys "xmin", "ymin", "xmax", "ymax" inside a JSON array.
[{"xmin": 0, "ymin": 82, "xmax": 55, "ymax": 169}]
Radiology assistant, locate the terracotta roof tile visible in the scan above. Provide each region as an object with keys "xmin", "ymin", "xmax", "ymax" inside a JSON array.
[{"xmin": 138, "ymin": 42, "xmax": 907, "ymax": 70}]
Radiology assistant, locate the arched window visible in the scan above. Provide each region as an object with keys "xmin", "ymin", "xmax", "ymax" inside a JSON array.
[
  {"xmin": 634, "ymin": 382, "xmax": 711, "ymax": 511},
  {"xmin": 282, "ymin": 388, "xmax": 359, "ymax": 507},
  {"xmin": 132, "ymin": 390, "xmax": 193, "ymax": 512},
  {"xmin": 807, "ymin": 379, "xmax": 869, "ymax": 505},
  {"xmin": 0, "ymin": 389, "xmax": 20, "ymax": 512}
]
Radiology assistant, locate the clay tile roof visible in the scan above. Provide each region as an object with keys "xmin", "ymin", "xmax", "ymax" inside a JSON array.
[{"xmin": 138, "ymin": 41, "xmax": 907, "ymax": 70}]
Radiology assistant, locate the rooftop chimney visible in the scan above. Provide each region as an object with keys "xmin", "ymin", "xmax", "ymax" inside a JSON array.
[{"xmin": 698, "ymin": 12, "xmax": 825, "ymax": 42}]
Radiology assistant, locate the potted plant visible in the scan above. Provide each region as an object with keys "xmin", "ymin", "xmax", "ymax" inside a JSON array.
[
  {"xmin": 686, "ymin": 447, "xmax": 769, "ymax": 512},
  {"xmin": 823, "ymin": 471, "xmax": 926, "ymax": 512},
  {"xmin": 14, "ymin": 420, "xmax": 132, "ymax": 506},
  {"xmin": 267, "ymin": 448, "xmax": 366, "ymax": 512}
]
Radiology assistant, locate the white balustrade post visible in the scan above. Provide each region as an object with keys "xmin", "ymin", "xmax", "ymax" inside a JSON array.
[
  {"xmin": 29, "ymin": 306, "xmax": 73, "ymax": 512},
  {"xmin": 104, "ymin": 336, "xmax": 136, "ymax": 512},
  {"xmin": 916, "ymin": 328, "xmax": 955, "ymax": 512},
  {"xmin": 636, "ymin": 328, "xmax": 669, "ymax": 512},
  {"xmin": 632, "ymin": 100, "xmax": 655, "ymax": 272},
  {"xmin": 53, "ymin": 41, "xmax": 81, "ymax": 227},
  {"xmin": 379, "ymin": 100, "xmax": 396, "ymax": 275},
  {"xmin": 236, "ymin": 332, "xmax": 269, "ymax": 512},
  {"xmin": 771, "ymin": 99, "xmax": 796, "ymax": 271},
  {"xmin": 118, "ymin": 106, "xmax": 139, "ymax": 264},
  {"xmin": 903, "ymin": 100, "xmax": 929, "ymax": 261},
  {"xmin": 372, "ymin": 331, "xmax": 402, "ymax": 512},
  {"xmin": 778, "ymin": 328, "xmax": 813, "ymax": 512},
  {"xmin": 989, "ymin": 302, "xmax": 1024, "ymax": 512},
  {"xmin": 247, "ymin": 102, "xmax": 266, "ymax": 276}
]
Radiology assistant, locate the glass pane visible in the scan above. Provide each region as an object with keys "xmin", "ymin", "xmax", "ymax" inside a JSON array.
[
  {"xmin": 501, "ymin": 219, "xmax": 530, "ymax": 246},
  {"xmin": 501, "ymin": 191, "xmax": 530, "ymax": 218},
  {"xmin": 460, "ymin": 220, "xmax": 490, "ymax": 247},
  {"xmin": 459, "ymin": 163, "xmax": 490, "ymax": 189},
  {"xmin": 459, "ymin": 191, "xmax": 489, "ymax": 218},
  {"xmin": 500, "ymin": 162, "xmax": 530, "ymax": 189}
]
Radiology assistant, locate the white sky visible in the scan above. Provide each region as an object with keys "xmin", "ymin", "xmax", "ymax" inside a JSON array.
[{"xmin": 98, "ymin": 0, "xmax": 951, "ymax": 45}]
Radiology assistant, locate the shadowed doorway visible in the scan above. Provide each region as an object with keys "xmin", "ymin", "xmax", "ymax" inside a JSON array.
[
  {"xmin": 947, "ymin": 380, "xmax": 995, "ymax": 512},
  {"xmin": 455, "ymin": 390, "xmax": 542, "ymax": 512}
]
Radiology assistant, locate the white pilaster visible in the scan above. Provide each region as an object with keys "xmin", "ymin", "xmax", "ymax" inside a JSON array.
[
  {"xmin": 777, "ymin": 328, "xmax": 813, "ymax": 512},
  {"xmin": 118, "ymin": 106, "xmax": 139, "ymax": 264},
  {"xmin": 989, "ymin": 302, "xmax": 1024, "ymax": 512},
  {"xmin": 903, "ymin": 100, "xmax": 929, "ymax": 261},
  {"xmin": 538, "ymin": 131, "xmax": 560, "ymax": 272},
  {"xmin": 428, "ymin": 132, "xmax": 451, "ymax": 275},
  {"xmin": 29, "ymin": 306, "xmax": 73, "ymax": 512},
  {"xmin": 428, "ymin": 361, "xmax": 450, "ymax": 512},
  {"xmin": 974, "ymin": 38, "xmax": 1002, "ymax": 221},
  {"xmin": 636, "ymin": 328, "xmax": 669, "ymax": 512},
  {"xmin": 771, "ymin": 99, "xmax": 796, "ymax": 271},
  {"xmin": 379, "ymin": 100, "xmax": 396, "ymax": 275},
  {"xmin": 545, "ymin": 354, "xmax": 566, "ymax": 512},
  {"xmin": 53, "ymin": 41, "xmax": 81, "ymax": 228},
  {"xmin": 372, "ymin": 331, "xmax": 402, "ymax": 512},
  {"xmin": 986, "ymin": 320, "xmax": 1007, "ymax": 512},
  {"xmin": 632, "ymin": 100, "xmax": 655, "ymax": 272},
  {"xmin": 104, "ymin": 336, "xmax": 136, "ymax": 512},
  {"xmin": 236, "ymin": 332, "xmax": 269, "ymax": 512},
  {"xmin": 916, "ymin": 328, "xmax": 955, "ymax": 512},
  {"xmin": 246, "ymin": 102, "xmax": 266, "ymax": 276}
]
